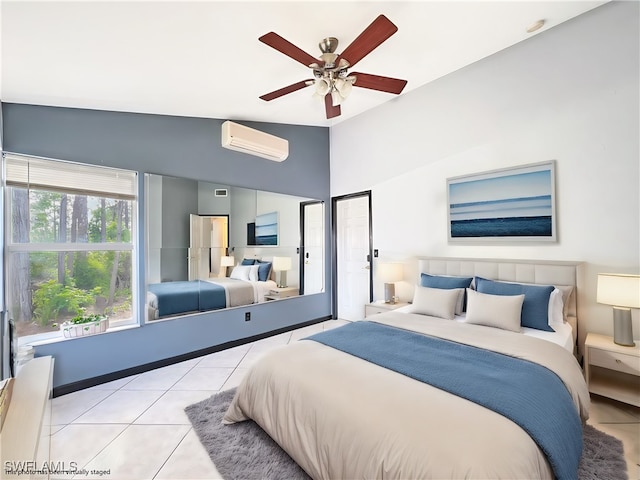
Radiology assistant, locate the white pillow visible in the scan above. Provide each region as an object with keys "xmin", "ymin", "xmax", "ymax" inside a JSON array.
[
  {"xmin": 248, "ymin": 264, "xmax": 260, "ymax": 282},
  {"xmin": 548, "ymin": 288, "xmax": 564, "ymax": 326},
  {"xmin": 451, "ymin": 288, "xmax": 465, "ymax": 315},
  {"xmin": 465, "ymin": 288, "xmax": 525, "ymax": 333},
  {"xmin": 230, "ymin": 265, "xmax": 252, "ymax": 281},
  {"xmin": 411, "ymin": 285, "xmax": 459, "ymax": 320}
]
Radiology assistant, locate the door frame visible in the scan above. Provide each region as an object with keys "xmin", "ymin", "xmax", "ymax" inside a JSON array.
[
  {"xmin": 331, "ymin": 190, "xmax": 373, "ymax": 319},
  {"xmin": 194, "ymin": 213, "xmax": 230, "ymax": 276},
  {"xmin": 299, "ymin": 200, "xmax": 324, "ymax": 295}
]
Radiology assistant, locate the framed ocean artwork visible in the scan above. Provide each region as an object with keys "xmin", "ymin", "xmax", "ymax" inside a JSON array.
[
  {"xmin": 253, "ymin": 211, "xmax": 278, "ymax": 246},
  {"xmin": 447, "ymin": 161, "xmax": 557, "ymax": 242}
]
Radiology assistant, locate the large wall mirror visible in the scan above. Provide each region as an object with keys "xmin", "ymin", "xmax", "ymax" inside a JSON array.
[{"xmin": 145, "ymin": 174, "xmax": 325, "ymax": 320}]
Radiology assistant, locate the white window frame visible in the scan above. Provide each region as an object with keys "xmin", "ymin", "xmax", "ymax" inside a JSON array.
[{"xmin": 2, "ymin": 153, "xmax": 139, "ymax": 335}]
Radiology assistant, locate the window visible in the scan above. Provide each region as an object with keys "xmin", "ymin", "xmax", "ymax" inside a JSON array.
[{"xmin": 3, "ymin": 154, "xmax": 138, "ymax": 341}]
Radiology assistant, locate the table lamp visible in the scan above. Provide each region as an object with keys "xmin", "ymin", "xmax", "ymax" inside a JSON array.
[
  {"xmin": 272, "ymin": 256, "xmax": 292, "ymax": 288},
  {"xmin": 220, "ymin": 255, "xmax": 235, "ymax": 277},
  {"xmin": 378, "ymin": 262, "xmax": 403, "ymax": 304},
  {"xmin": 597, "ymin": 273, "xmax": 640, "ymax": 346}
]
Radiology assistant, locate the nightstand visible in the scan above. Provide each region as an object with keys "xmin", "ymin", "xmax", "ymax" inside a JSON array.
[
  {"xmin": 264, "ymin": 286, "xmax": 299, "ymax": 301},
  {"xmin": 364, "ymin": 301, "xmax": 410, "ymax": 318},
  {"xmin": 584, "ymin": 332, "xmax": 640, "ymax": 407}
]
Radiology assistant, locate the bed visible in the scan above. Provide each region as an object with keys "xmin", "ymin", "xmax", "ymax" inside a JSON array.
[
  {"xmin": 147, "ymin": 261, "xmax": 277, "ymax": 319},
  {"xmin": 223, "ymin": 257, "xmax": 590, "ymax": 480}
]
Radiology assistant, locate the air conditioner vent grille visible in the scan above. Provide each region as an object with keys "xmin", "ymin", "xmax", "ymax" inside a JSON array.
[{"xmin": 221, "ymin": 121, "xmax": 289, "ymax": 162}]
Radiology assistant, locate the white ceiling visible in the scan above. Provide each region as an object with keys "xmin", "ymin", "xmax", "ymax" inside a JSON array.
[{"xmin": 1, "ymin": 1, "xmax": 608, "ymax": 127}]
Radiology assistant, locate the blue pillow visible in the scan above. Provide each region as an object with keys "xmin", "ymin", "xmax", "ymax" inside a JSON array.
[
  {"xmin": 420, "ymin": 274, "xmax": 473, "ymax": 312},
  {"xmin": 256, "ymin": 261, "xmax": 272, "ymax": 282},
  {"xmin": 241, "ymin": 258, "xmax": 256, "ymax": 265},
  {"xmin": 420, "ymin": 273, "xmax": 473, "ymax": 290},
  {"xmin": 474, "ymin": 277, "xmax": 555, "ymax": 332}
]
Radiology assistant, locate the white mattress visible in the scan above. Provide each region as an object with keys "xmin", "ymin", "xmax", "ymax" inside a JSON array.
[{"xmin": 393, "ymin": 305, "xmax": 574, "ymax": 353}]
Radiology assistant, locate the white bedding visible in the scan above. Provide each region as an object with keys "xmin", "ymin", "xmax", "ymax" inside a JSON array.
[
  {"xmin": 146, "ymin": 278, "xmax": 277, "ymax": 320},
  {"xmin": 224, "ymin": 311, "xmax": 590, "ymax": 479},
  {"xmin": 394, "ymin": 304, "xmax": 575, "ymax": 352},
  {"xmin": 203, "ymin": 278, "xmax": 277, "ymax": 304},
  {"xmin": 251, "ymin": 279, "xmax": 278, "ymax": 302}
]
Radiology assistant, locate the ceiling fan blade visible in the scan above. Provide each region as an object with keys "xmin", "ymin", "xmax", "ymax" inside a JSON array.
[
  {"xmin": 351, "ymin": 72, "xmax": 407, "ymax": 94},
  {"xmin": 259, "ymin": 80, "xmax": 314, "ymax": 101},
  {"xmin": 259, "ymin": 32, "xmax": 320, "ymax": 67},
  {"xmin": 324, "ymin": 94, "xmax": 341, "ymax": 119},
  {"xmin": 336, "ymin": 15, "xmax": 398, "ymax": 68}
]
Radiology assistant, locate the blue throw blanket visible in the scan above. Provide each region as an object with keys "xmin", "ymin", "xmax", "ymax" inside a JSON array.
[
  {"xmin": 307, "ymin": 321, "xmax": 582, "ymax": 480},
  {"xmin": 148, "ymin": 280, "xmax": 226, "ymax": 316}
]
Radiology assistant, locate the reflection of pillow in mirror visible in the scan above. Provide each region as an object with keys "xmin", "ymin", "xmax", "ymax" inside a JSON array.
[
  {"xmin": 230, "ymin": 265, "xmax": 252, "ymax": 281},
  {"xmin": 256, "ymin": 261, "xmax": 272, "ymax": 282},
  {"xmin": 241, "ymin": 258, "xmax": 256, "ymax": 265},
  {"xmin": 248, "ymin": 265, "xmax": 260, "ymax": 282}
]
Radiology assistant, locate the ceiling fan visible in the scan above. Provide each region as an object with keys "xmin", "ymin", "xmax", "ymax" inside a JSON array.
[{"xmin": 258, "ymin": 15, "xmax": 408, "ymax": 119}]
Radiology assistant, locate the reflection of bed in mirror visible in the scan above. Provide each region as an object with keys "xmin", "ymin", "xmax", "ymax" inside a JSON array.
[
  {"xmin": 145, "ymin": 174, "xmax": 325, "ymax": 318},
  {"xmin": 147, "ymin": 262, "xmax": 277, "ymax": 320}
]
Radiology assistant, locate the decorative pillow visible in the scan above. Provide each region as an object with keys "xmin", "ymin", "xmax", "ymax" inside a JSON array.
[
  {"xmin": 474, "ymin": 277, "xmax": 555, "ymax": 332},
  {"xmin": 248, "ymin": 264, "xmax": 260, "ymax": 282},
  {"xmin": 241, "ymin": 258, "xmax": 256, "ymax": 266},
  {"xmin": 230, "ymin": 265, "xmax": 252, "ymax": 281},
  {"xmin": 548, "ymin": 288, "xmax": 564, "ymax": 326},
  {"xmin": 555, "ymin": 285, "xmax": 574, "ymax": 322},
  {"xmin": 420, "ymin": 273, "xmax": 473, "ymax": 314},
  {"xmin": 411, "ymin": 285, "xmax": 459, "ymax": 320},
  {"xmin": 256, "ymin": 261, "xmax": 272, "ymax": 282},
  {"xmin": 465, "ymin": 289, "xmax": 525, "ymax": 333}
]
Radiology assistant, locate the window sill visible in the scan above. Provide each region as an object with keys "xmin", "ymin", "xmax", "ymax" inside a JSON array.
[{"xmin": 20, "ymin": 323, "xmax": 140, "ymax": 348}]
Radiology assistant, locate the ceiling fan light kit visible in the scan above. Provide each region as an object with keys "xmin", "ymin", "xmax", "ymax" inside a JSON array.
[{"xmin": 258, "ymin": 15, "xmax": 408, "ymax": 119}]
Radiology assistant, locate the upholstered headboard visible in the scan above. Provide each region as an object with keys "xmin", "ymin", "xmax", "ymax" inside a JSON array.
[{"xmin": 417, "ymin": 257, "xmax": 581, "ymax": 338}]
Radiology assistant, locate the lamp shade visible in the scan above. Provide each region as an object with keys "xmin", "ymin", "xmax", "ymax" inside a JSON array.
[
  {"xmin": 220, "ymin": 256, "xmax": 235, "ymax": 267},
  {"xmin": 272, "ymin": 256, "xmax": 292, "ymax": 272},
  {"xmin": 597, "ymin": 273, "xmax": 640, "ymax": 308},
  {"xmin": 378, "ymin": 262, "xmax": 403, "ymax": 283},
  {"xmin": 315, "ymin": 79, "xmax": 330, "ymax": 96}
]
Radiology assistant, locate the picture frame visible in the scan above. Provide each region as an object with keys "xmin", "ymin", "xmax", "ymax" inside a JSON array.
[
  {"xmin": 253, "ymin": 211, "xmax": 278, "ymax": 246},
  {"xmin": 447, "ymin": 160, "xmax": 557, "ymax": 243}
]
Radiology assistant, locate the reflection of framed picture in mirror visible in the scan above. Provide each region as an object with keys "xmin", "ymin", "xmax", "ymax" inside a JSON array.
[{"xmin": 253, "ymin": 211, "xmax": 278, "ymax": 246}]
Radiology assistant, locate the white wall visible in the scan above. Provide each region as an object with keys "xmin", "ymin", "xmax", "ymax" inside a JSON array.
[{"xmin": 330, "ymin": 2, "xmax": 639, "ymax": 350}]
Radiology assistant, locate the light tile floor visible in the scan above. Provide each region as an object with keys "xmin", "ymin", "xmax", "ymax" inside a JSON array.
[{"xmin": 49, "ymin": 319, "xmax": 639, "ymax": 480}]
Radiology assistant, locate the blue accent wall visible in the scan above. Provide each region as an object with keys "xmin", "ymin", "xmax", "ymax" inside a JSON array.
[{"xmin": 1, "ymin": 103, "xmax": 332, "ymax": 389}]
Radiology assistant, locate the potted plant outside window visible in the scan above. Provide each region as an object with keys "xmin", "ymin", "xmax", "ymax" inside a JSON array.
[{"xmin": 60, "ymin": 313, "xmax": 109, "ymax": 338}]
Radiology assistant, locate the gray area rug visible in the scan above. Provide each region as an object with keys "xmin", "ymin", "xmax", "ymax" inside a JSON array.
[{"xmin": 185, "ymin": 388, "xmax": 628, "ymax": 480}]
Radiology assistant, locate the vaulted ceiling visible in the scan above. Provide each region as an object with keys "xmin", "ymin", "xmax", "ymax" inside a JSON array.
[{"xmin": 1, "ymin": 1, "xmax": 608, "ymax": 127}]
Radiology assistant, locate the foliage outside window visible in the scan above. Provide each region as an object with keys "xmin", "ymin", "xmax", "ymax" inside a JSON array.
[{"xmin": 3, "ymin": 154, "xmax": 137, "ymax": 340}]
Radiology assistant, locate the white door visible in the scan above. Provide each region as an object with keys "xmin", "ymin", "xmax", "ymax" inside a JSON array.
[
  {"xmin": 188, "ymin": 214, "xmax": 213, "ymax": 280},
  {"xmin": 303, "ymin": 202, "xmax": 324, "ymax": 294},
  {"xmin": 209, "ymin": 217, "xmax": 229, "ymax": 278},
  {"xmin": 188, "ymin": 214, "xmax": 201, "ymax": 281},
  {"xmin": 190, "ymin": 215, "xmax": 229, "ymax": 280},
  {"xmin": 335, "ymin": 194, "xmax": 371, "ymax": 320}
]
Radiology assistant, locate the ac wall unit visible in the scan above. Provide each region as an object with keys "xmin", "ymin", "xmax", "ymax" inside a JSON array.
[{"xmin": 221, "ymin": 121, "xmax": 289, "ymax": 162}]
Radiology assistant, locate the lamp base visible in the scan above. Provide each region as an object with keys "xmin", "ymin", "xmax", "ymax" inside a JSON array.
[
  {"xmin": 384, "ymin": 283, "xmax": 396, "ymax": 304},
  {"xmin": 277, "ymin": 270, "xmax": 288, "ymax": 289},
  {"xmin": 613, "ymin": 307, "xmax": 635, "ymax": 347}
]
